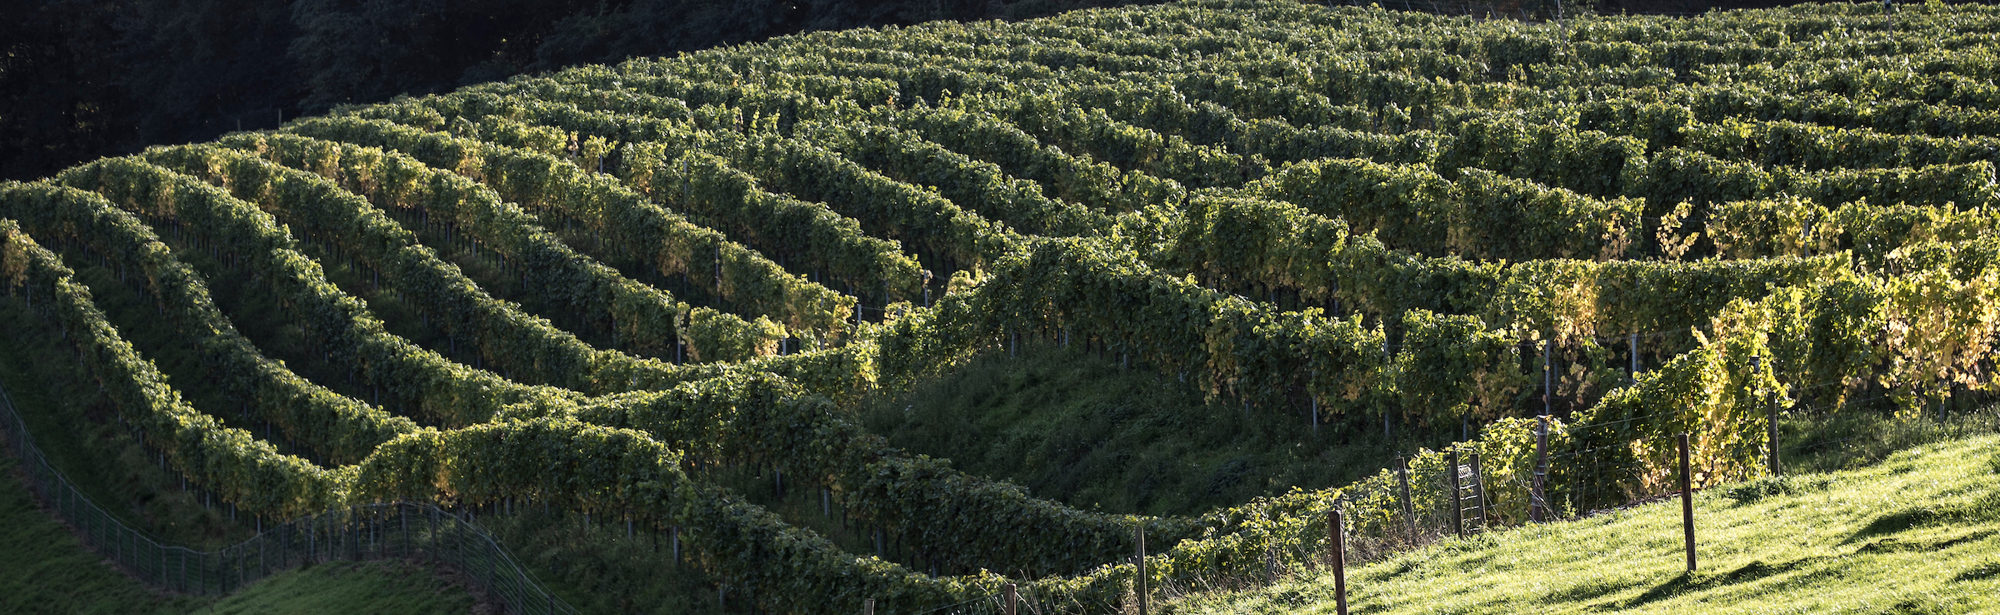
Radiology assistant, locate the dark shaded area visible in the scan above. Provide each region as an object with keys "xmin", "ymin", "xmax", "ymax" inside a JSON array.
[
  {"xmin": 1618, "ymin": 559, "xmax": 1813, "ymax": 609},
  {"xmin": 0, "ymin": 0, "xmax": 1912, "ymax": 182},
  {"xmin": 1849, "ymin": 493, "xmax": 2000, "ymax": 540},
  {"xmin": 0, "ymin": 0, "xmax": 1164, "ymax": 181},
  {"xmin": 1855, "ymin": 529, "xmax": 1997, "ymax": 554},
  {"xmin": 859, "ymin": 339, "xmax": 1440, "ymax": 517}
]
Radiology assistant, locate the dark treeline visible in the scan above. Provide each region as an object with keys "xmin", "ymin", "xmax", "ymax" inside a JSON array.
[
  {"xmin": 0, "ymin": 0, "xmax": 1847, "ymax": 181},
  {"xmin": 0, "ymin": 0, "xmax": 1172, "ymax": 181}
]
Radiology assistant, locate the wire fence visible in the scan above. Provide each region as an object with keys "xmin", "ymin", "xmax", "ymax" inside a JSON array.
[
  {"xmin": 1057, "ymin": 385, "xmax": 2000, "ymax": 615},
  {"xmin": 0, "ymin": 381, "xmax": 577, "ymax": 615}
]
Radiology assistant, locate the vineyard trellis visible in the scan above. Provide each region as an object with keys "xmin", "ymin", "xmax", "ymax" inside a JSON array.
[
  {"xmin": 0, "ymin": 380, "xmax": 579, "ymax": 615},
  {"xmin": 7, "ymin": 1, "xmax": 2000, "ymax": 613}
]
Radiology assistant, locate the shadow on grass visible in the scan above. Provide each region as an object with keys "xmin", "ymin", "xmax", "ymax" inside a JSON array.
[
  {"xmin": 1540, "ymin": 575, "xmax": 1641, "ymax": 605},
  {"xmin": 1855, "ymin": 529, "xmax": 1997, "ymax": 555},
  {"xmin": 1956, "ymin": 560, "xmax": 2000, "ymax": 582},
  {"xmin": 1611, "ymin": 559, "xmax": 1816, "ymax": 609},
  {"xmin": 1847, "ymin": 494, "xmax": 2000, "ymax": 542}
]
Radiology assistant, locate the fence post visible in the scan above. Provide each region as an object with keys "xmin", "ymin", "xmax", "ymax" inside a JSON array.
[
  {"xmin": 1004, "ymin": 583, "xmax": 1018, "ymax": 615},
  {"xmin": 1470, "ymin": 449, "xmax": 1488, "ymax": 528},
  {"xmin": 1383, "ymin": 341, "xmax": 1393, "ymax": 440},
  {"xmin": 1753, "ymin": 356, "xmax": 1779, "ymax": 476},
  {"xmin": 1630, "ymin": 332, "xmax": 1640, "ymax": 382},
  {"xmin": 1331, "ymin": 502, "xmax": 1348, "ymax": 615},
  {"xmin": 1135, "ymin": 524, "xmax": 1148, "ymax": 615},
  {"xmin": 1532, "ymin": 416, "xmax": 1549, "ymax": 523},
  {"xmin": 1542, "ymin": 338, "xmax": 1553, "ymax": 416},
  {"xmin": 863, "ymin": 597, "xmax": 874, "ymax": 615},
  {"xmin": 1396, "ymin": 456, "xmax": 1416, "ymax": 543},
  {"xmin": 1680, "ymin": 433, "xmax": 1696, "ymax": 572},
  {"xmin": 1449, "ymin": 448, "xmax": 1463, "ymax": 539},
  {"xmin": 1311, "ymin": 392, "xmax": 1319, "ymax": 438}
]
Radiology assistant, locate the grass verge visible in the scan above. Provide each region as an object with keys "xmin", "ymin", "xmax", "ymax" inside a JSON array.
[
  {"xmin": 1162, "ymin": 433, "xmax": 2000, "ymax": 614},
  {"xmin": 200, "ymin": 560, "xmax": 479, "ymax": 615}
]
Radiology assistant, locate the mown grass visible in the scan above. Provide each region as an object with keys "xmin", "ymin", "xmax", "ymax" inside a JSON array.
[
  {"xmin": 199, "ymin": 560, "xmax": 478, "ymax": 614},
  {"xmin": 1162, "ymin": 433, "xmax": 2000, "ymax": 614}
]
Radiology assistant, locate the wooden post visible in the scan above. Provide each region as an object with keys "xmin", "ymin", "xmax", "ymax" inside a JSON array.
[
  {"xmin": 1543, "ymin": 338, "xmax": 1553, "ymax": 417},
  {"xmin": 1383, "ymin": 340, "xmax": 1393, "ymax": 441},
  {"xmin": 1311, "ymin": 391, "xmax": 1319, "ymax": 438},
  {"xmin": 1396, "ymin": 456, "xmax": 1416, "ymax": 543},
  {"xmin": 1532, "ymin": 415, "xmax": 1549, "ymax": 523},
  {"xmin": 863, "ymin": 597, "xmax": 874, "ymax": 615},
  {"xmin": 1004, "ymin": 583, "xmax": 1018, "ymax": 615},
  {"xmin": 1629, "ymin": 332, "xmax": 1640, "ymax": 383},
  {"xmin": 1135, "ymin": 525, "xmax": 1148, "ymax": 615},
  {"xmin": 1680, "ymin": 433, "xmax": 1696, "ymax": 572},
  {"xmin": 1449, "ymin": 448, "xmax": 1464, "ymax": 538},
  {"xmin": 1752, "ymin": 356, "xmax": 1779, "ymax": 476},
  {"xmin": 1331, "ymin": 503, "xmax": 1349, "ymax": 615},
  {"xmin": 1470, "ymin": 449, "xmax": 1488, "ymax": 528},
  {"xmin": 1769, "ymin": 385, "xmax": 1781, "ymax": 477}
]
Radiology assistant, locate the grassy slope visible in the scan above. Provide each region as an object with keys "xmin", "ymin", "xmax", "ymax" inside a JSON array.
[
  {"xmin": 1165, "ymin": 434, "xmax": 2000, "ymax": 614},
  {"xmin": 0, "ymin": 452, "xmax": 203, "ymax": 615},
  {"xmin": 201, "ymin": 561, "xmax": 476, "ymax": 615}
]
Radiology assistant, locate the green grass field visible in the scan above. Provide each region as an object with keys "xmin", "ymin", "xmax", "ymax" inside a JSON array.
[{"xmin": 1164, "ymin": 434, "xmax": 2000, "ymax": 614}]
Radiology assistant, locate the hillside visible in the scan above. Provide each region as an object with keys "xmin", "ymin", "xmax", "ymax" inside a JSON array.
[
  {"xmin": 1166, "ymin": 434, "xmax": 2000, "ymax": 614},
  {"xmin": 5, "ymin": 1, "xmax": 2000, "ymax": 613}
]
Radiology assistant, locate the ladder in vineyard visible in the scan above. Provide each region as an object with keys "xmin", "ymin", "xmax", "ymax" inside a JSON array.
[{"xmin": 1449, "ymin": 447, "xmax": 1490, "ymax": 537}]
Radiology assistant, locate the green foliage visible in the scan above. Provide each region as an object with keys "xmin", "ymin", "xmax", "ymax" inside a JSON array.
[
  {"xmin": 23, "ymin": 2, "xmax": 2000, "ymax": 613},
  {"xmin": 0, "ymin": 214, "xmax": 348, "ymax": 520},
  {"xmin": 0, "ymin": 181, "xmax": 414, "ymax": 466},
  {"xmin": 281, "ymin": 116, "xmax": 857, "ymax": 339}
]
